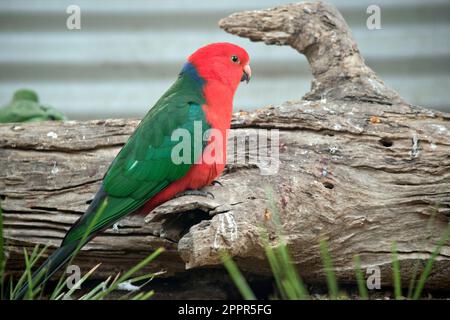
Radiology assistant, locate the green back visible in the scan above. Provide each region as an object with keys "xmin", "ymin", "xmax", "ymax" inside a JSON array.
[{"xmin": 62, "ymin": 70, "xmax": 210, "ymax": 245}]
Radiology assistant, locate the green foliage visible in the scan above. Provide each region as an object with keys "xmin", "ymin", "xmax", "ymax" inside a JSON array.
[
  {"xmin": 262, "ymin": 187, "xmax": 309, "ymax": 300},
  {"xmin": 220, "ymin": 252, "xmax": 256, "ymax": 300},
  {"xmin": 412, "ymin": 222, "xmax": 450, "ymax": 300},
  {"xmin": 391, "ymin": 242, "xmax": 402, "ymax": 299},
  {"xmin": 264, "ymin": 241, "xmax": 309, "ymax": 300},
  {"xmin": 0, "ymin": 202, "xmax": 5, "ymax": 299},
  {"xmin": 2, "ymin": 245, "xmax": 163, "ymax": 300},
  {"xmin": 222, "ymin": 188, "xmax": 450, "ymax": 300},
  {"xmin": 0, "ymin": 198, "xmax": 164, "ymax": 300},
  {"xmin": 319, "ymin": 238, "xmax": 339, "ymax": 299},
  {"xmin": 1, "ymin": 190, "xmax": 448, "ymax": 300},
  {"xmin": 353, "ymin": 255, "xmax": 368, "ymax": 300}
]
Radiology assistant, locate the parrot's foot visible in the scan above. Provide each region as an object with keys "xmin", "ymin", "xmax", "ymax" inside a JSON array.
[
  {"xmin": 176, "ymin": 189, "xmax": 215, "ymax": 199},
  {"xmin": 211, "ymin": 180, "xmax": 223, "ymax": 187}
]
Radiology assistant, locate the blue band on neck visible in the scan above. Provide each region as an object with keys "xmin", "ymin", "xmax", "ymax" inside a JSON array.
[{"xmin": 180, "ymin": 62, "xmax": 205, "ymax": 86}]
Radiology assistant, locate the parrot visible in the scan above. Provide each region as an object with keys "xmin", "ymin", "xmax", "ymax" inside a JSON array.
[
  {"xmin": 0, "ymin": 89, "xmax": 67, "ymax": 123},
  {"xmin": 16, "ymin": 42, "xmax": 251, "ymax": 299}
]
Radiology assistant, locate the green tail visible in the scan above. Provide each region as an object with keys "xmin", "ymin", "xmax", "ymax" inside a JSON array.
[
  {"xmin": 15, "ymin": 188, "xmax": 108, "ymax": 300},
  {"xmin": 15, "ymin": 241, "xmax": 79, "ymax": 299}
]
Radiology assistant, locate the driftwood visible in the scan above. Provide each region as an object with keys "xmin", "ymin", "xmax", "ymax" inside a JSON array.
[{"xmin": 1, "ymin": 1, "xmax": 450, "ymax": 291}]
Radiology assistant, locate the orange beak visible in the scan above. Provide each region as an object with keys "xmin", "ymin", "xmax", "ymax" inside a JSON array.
[{"xmin": 241, "ymin": 64, "xmax": 252, "ymax": 83}]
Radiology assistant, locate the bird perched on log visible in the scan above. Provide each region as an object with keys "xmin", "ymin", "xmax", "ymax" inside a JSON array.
[
  {"xmin": 0, "ymin": 89, "xmax": 67, "ymax": 123},
  {"xmin": 16, "ymin": 42, "xmax": 251, "ymax": 299}
]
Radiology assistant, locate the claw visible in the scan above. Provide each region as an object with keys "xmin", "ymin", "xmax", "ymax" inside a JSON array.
[
  {"xmin": 175, "ymin": 189, "xmax": 215, "ymax": 199},
  {"xmin": 211, "ymin": 180, "xmax": 223, "ymax": 187}
]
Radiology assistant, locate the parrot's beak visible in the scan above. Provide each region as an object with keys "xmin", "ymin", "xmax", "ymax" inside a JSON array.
[{"xmin": 241, "ymin": 64, "xmax": 251, "ymax": 83}]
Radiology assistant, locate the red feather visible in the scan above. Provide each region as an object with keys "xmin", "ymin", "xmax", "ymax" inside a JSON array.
[{"xmin": 140, "ymin": 43, "xmax": 250, "ymax": 213}]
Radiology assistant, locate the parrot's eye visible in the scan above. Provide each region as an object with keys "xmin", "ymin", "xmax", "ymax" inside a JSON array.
[{"xmin": 231, "ymin": 55, "xmax": 240, "ymax": 64}]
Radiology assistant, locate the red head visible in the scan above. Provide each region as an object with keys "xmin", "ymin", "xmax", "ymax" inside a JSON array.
[{"xmin": 187, "ymin": 42, "xmax": 251, "ymax": 91}]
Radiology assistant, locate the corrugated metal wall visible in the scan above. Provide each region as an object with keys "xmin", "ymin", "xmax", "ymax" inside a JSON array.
[{"xmin": 1, "ymin": 0, "xmax": 449, "ymax": 119}]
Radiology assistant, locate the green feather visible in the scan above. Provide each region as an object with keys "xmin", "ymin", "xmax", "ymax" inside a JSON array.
[
  {"xmin": 15, "ymin": 64, "xmax": 213, "ymax": 299},
  {"xmin": 62, "ymin": 70, "xmax": 210, "ymax": 245}
]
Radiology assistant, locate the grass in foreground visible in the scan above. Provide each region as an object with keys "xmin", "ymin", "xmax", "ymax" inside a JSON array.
[
  {"xmin": 1, "ymin": 195, "xmax": 449, "ymax": 300},
  {"xmin": 221, "ymin": 191, "xmax": 450, "ymax": 300},
  {"xmin": 0, "ymin": 200, "xmax": 164, "ymax": 300}
]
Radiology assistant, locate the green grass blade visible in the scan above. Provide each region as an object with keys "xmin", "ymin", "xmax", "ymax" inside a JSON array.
[
  {"xmin": 8, "ymin": 244, "xmax": 47, "ymax": 299},
  {"xmin": 264, "ymin": 245, "xmax": 286, "ymax": 299},
  {"xmin": 130, "ymin": 292, "xmax": 144, "ymax": 300},
  {"xmin": 9, "ymin": 276, "xmax": 14, "ymax": 300},
  {"xmin": 275, "ymin": 242, "xmax": 309, "ymax": 299},
  {"xmin": 116, "ymin": 271, "xmax": 163, "ymax": 299},
  {"xmin": 10, "ymin": 244, "xmax": 49, "ymax": 299},
  {"xmin": 49, "ymin": 276, "xmax": 67, "ymax": 300},
  {"xmin": 353, "ymin": 255, "xmax": 368, "ymax": 300},
  {"xmin": 129, "ymin": 290, "xmax": 154, "ymax": 300},
  {"xmin": 60, "ymin": 263, "xmax": 101, "ymax": 299},
  {"xmin": 22, "ymin": 248, "xmax": 34, "ymax": 299},
  {"xmin": 80, "ymin": 277, "xmax": 111, "ymax": 300},
  {"xmin": 93, "ymin": 247, "xmax": 164, "ymax": 300},
  {"xmin": 137, "ymin": 290, "xmax": 154, "ymax": 300},
  {"xmin": 281, "ymin": 279, "xmax": 297, "ymax": 299},
  {"xmin": 319, "ymin": 238, "xmax": 338, "ymax": 299},
  {"xmin": 0, "ymin": 201, "xmax": 4, "ymax": 299},
  {"xmin": 220, "ymin": 251, "xmax": 256, "ymax": 300},
  {"xmin": 127, "ymin": 271, "xmax": 164, "ymax": 284},
  {"xmin": 391, "ymin": 242, "xmax": 402, "ymax": 299},
  {"xmin": 406, "ymin": 262, "xmax": 420, "ymax": 299},
  {"xmin": 1, "ymin": 197, "xmax": 163, "ymax": 300},
  {"xmin": 260, "ymin": 187, "xmax": 309, "ymax": 300},
  {"xmin": 412, "ymin": 223, "xmax": 450, "ymax": 300},
  {"xmin": 50, "ymin": 200, "xmax": 108, "ymax": 299},
  {"xmin": 54, "ymin": 292, "xmax": 66, "ymax": 300},
  {"xmin": 111, "ymin": 249, "xmax": 163, "ymax": 288}
]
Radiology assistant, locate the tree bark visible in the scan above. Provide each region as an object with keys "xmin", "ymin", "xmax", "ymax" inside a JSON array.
[{"xmin": 1, "ymin": 1, "xmax": 450, "ymax": 290}]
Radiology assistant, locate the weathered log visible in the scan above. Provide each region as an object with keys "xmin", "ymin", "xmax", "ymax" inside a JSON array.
[{"xmin": 1, "ymin": 1, "xmax": 450, "ymax": 290}]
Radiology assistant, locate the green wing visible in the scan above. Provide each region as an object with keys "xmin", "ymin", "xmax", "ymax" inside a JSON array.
[{"xmin": 62, "ymin": 75, "xmax": 209, "ymax": 245}]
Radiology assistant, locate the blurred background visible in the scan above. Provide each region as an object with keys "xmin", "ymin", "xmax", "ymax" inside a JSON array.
[{"xmin": 0, "ymin": 0, "xmax": 449, "ymax": 119}]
